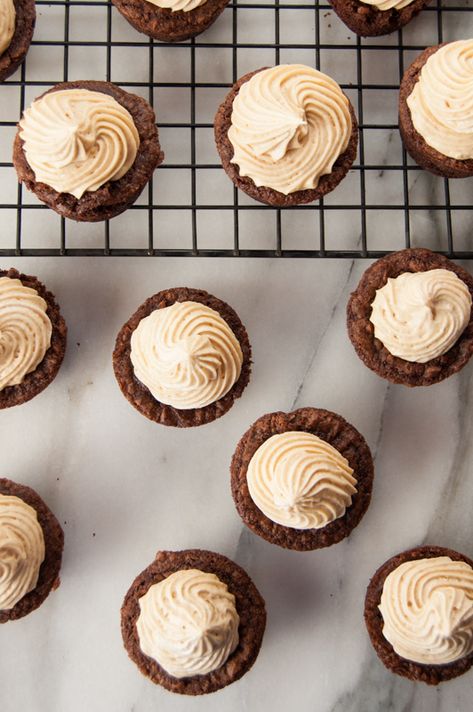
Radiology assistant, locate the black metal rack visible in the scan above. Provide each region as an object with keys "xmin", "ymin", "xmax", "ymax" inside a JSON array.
[{"xmin": 0, "ymin": 0, "xmax": 472, "ymax": 257}]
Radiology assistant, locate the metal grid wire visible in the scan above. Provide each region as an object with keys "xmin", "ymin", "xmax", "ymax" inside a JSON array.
[{"xmin": 0, "ymin": 0, "xmax": 472, "ymax": 257}]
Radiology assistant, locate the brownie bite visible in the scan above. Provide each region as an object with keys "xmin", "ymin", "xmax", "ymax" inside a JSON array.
[
  {"xmin": 347, "ymin": 248, "xmax": 473, "ymax": 387},
  {"xmin": 399, "ymin": 40, "xmax": 473, "ymax": 178},
  {"xmin": 121, "ymin": 549, "xmax": 266, "ymax": 694},
  {"xmin": 0, "ymin": 478, "xmax": 64, "ymax": 623},
  {"xmin": 365, "ymin": 546, "xmax": 473, "ymax": 684},
  {"xmin": 329, "ymin": 0, "xmax": 430, "ymax": 37},
  {"xmin": 230, "ymin": 407, "xmax": 374, "ymax": 551},
  {"xmin": 0, "ymin": 268, "xmax": 67, "ymax": 409},
  {"xmin": 13, "ymin": 81, "xmax": 164, "ymax": 222},
  {"xmin": 0, "ymin": 0, "xmax": 35, "ymax": 82},
  {"xmin": 214, "ymin": 65, "xmax": 358, "ymax": 207}
]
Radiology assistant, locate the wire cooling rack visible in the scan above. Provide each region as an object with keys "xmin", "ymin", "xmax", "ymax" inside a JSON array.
[{"xmin": 0, "ymin": 0, "xmax": 472, "ymax": 257}]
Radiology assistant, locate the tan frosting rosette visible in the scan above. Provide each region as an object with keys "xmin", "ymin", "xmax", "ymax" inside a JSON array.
[
  {"xmin": 379, "ymin": 557, "xmax": 473, "ymax": 665},
  {"xmin": 0, "ymin": 0, "xmax": 15, "ymax": 57},
  {"xmin": 359, "ymin": 0, "xmax": 415, "ymax": 10},
  {"xmin": 136, "ymin": 569, "xmax": 240, "ymax": 678},
  {"xmin": 19, "ymin": 88, "xmax": 140, "ymax": 199},
  {"xmin": 228, "ymin": 64, "xmax": 352, "ymax": 195},
  {"xmin": 407, "ymin": 40, "xmax": 473, "ymax": 160},
  {"xmin": 0, "ymin": 276, "xmax": 52, "ymax": 392},
  {"xmin": 246, "ymin": 431, "xmax": 357, "ymax": 529},
  {"xmin": 369, "ymin": 268, "xmax": 472, "ymax": 363},
  {"xmin": 0, "ymin": 494, "xmax": 45, "ymax": 611},
  {"xmin": 145, "ymin": 0, "xmax": 208, "ymax": 11},
  {"xmin": 130, "ymin": 300, "xmax": 243, "ymax": 410}
]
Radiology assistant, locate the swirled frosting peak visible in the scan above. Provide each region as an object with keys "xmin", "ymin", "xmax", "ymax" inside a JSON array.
[
  {"xmin": 370, "ymin": 269, "xmax": 471, "ymax": 363},
  {"xmin": 228, "ymin": 64, "xmax": 352, "ymax": 195},
  {"xmin": 359, "ymin": 0, "xmax": 414, "ymax": 11},
  {"xmin": 407, "ymin": 40, "xmax": 473, "ymax": 160},
  {"xmin": 0, "ymin": 494, "xmax": 45, "ymax": 611},
  {"xmin": 137, "ymin": 569, "xmax": 240, "ymax": 678},
  {"xmin": 0, "ymin": 277, "xmax": 52, "ymax": 392},
  {"xmin": 379, "ymin": 557, "xmax": 473, "ymax": 665},
  {"xmin": 247, "ymin": 431, "xmax": 357, "ymax": 530},
  {"xmin": 0, "ymin": 0, "xmax": 15, "ymax": 57},
  {"xmin": 130, "ymin": 300, "xmax": 243, "ymax": 410},
  {"xmin": 19, "ymin": 89, "xmax": 140, "ymax": 199},
  {"xmin": 145, "ymin": 0, "xmax": 208, "ymax": 11}
]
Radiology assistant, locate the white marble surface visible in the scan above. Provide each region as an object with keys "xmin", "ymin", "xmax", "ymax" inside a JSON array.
[{"xmin": 1, "ymin": 256, "xmax": 473, "ymax": 712}]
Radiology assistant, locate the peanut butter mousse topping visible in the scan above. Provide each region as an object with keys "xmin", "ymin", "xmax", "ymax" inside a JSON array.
[
  {"xmin": 358, "ymin": 0, "xmax": 415, "ymax": 11},
  {"xmin": 0, "ymin": 0, "xmax": 15, "ymax": 57},
  {"xmin": 247, "ymin": 431, "xmax": 357, "ymax": 530},
  {"xmin": 407, "ymin": 40, "xmax": 473, "ymax": 160},
  {"xmin": 228, "ymin": 64, "xmax": 352, "ymax": 195},
  {"xmin": 0, "ymin": 277, "xmax": 52, "ymax": 392},
  {"xmin": 379, "ymin": 557, "xmax": 473, "ymax": 665},
  {"xmin": 137, "ymin": 569, "xmax": 240, "ymax": 678},
  {"xmin": 130, "ymin": 301, "xmax": 243, "ymax": 410},
  {"xmin": 369, "ymin": 269, "xmax": 471, "ymax": 364},
  {"xmin": 145, "ymin": 0, "xmax": 208, "ymax": 11},
  {"xmin": 0, "ymin": 494, "xmax": 45, "ymax": 611},
  {"xmin": 19, "ymin": 89, "xmax": 140, "ymax": 199}
]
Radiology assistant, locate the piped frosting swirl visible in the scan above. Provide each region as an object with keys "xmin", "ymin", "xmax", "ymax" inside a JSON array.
[
  {"xmin": 0, "ymin": 276, "xmax": 52, "ymax": 392},
  {"xmin": 0, "ymin": 494, "xmax": 45, "ymax": 611},
  {"xmin": 247, "ymin": 431, "xmax": 357, "ymax": 530},
  {"xmin": 369, "ymin": 269, "xmax": 471, "ymax": 363},
  {"xmin": 379, "ymin": 556, "xmax": 473, "ymax": 665},
  {"xmin": 407, "ymin": 40, "xmax": 473, "ymax": 160},
  {"xmin": 19, "ymin": 88, "xmax": 140, "ymax": 199},
  {"xmin": 144, "ymin": 0, "xmax": 208, "ymax": 11},
  {"xmin": 0, "ymin": 0, "xmax": 15, "ymax": 57},
  {"xmin": 359, "ymin": 0, "xmax": 415, "ymax": 11},
  {"xmin": 130, "ymin": 300, "xmax": 243, "ymax": 410},
  {"xmin": 228, "ymin": 64, "xmax": 352, "ymax": 195},
  {"xmin": 137, "ymin": 569, "xmax": 240, "ymax": 678}
]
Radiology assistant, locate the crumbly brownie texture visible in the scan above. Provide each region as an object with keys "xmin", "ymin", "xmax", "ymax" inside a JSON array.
[
  {"xmin": 399, "ymin": 43, "xmax": 473, "ymax": 178},
  {"xmin": 121, "ymin": 549, "xmax": 266, "ymax": 695},
  {"xmin": 113, "ymin": 287, "xmax": 251, "ymax": 427},
  {"xmin": 365, "ymin": 545, "xmax": 473, "ymax": 684},
  {"xmin": 230, "ymin": 407, "xmax": 374, "ymax": 551},
  {"xmin": 214, "ymin": 68, "xmax": 359, "ymax": 207},
  {"xmin": 347, "ymin": 248, "xmax": 473, "ymax": 387},
  {"xmin": 0, "ymin": 268, "xmax": 67, "ymax": 409},
  {"xmin": 0, "ymin": 0, "xmax": 35, "ymax": 82},
  {"xmin": 111, "ymin": 0, "xmax": 229, "ymax": 42},
  {"xmin": 13, "ymin": 81, "xmax": 164, "ymax": 222},
  {"xmin": 0, "ymin": 478, "xmax": 64, "ymax": 623},
  {"xmin": 329, "ymin": 0, "xmax": 430, "ymax": 37}
]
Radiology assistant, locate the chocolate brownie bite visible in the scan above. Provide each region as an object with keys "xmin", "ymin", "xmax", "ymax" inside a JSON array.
[
  {"xmin": 0, "ymin": 0, "xmax": 35, "ymax": 82},
  {"xmin": 347, "ymin": 248, "xmax": 473, "ymax": 387},
  {"xmin": 0, "ymin": 478, "xmax": 64, "ymax": 623},
  {"xmin": 113, "ymin": 287, "xmax": 251, "ymax": 427},
  {"xmin": 230, "ymin": 407, "xmax": 374, "ymax": 551},
  {"xmin": 13, "ymin": 81, "xmax": 164, "ymax": 222},
  {"xmin": 111, "ymin": 0, "xmax": 229, "ymax": 42},
  {"xmin": 329, "ymin": 0, "xmax": 430, "ymax": 37},
  {"xmin": 0, "ymin": 268, "xmax": 67, "ymax": 409},
  {"xmin": 121, "ymin": 549, "xmax": 266, "ymax": 695},
  {"xmin": 214, "ymin": 65, "xmax": 358, "ymax": 207},
  {"xmin": 399, "ymin": 40, "xmax": 473, "ymax": 178},
  {"xmin": 365, "ymin": 546, "xmax": 473, "ymax": 684}
]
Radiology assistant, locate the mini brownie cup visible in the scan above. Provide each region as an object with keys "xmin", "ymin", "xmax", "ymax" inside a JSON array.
[
  {"xmin": 347, "ymin": 248, "xmax": 473, "ymax": 387},
  {"xmin": 13, "ymin": 81, "xmax": 164, "ymax": 222},
  {"xmin": 0, "ymin": 268, "xmax": 67, "ymax": 409},
  {"xmin": 214, "ymin": 68, "xmax": 358, "ymax": 208},
  {"xmin": 329, "ymin": 0, "xmax": 430, "ymax": 38},
  {"xmin": 121, "ymin": 549, "xmax": 266, "ymax": 695},
  {"xmin": 113, "ymin": 287, "xmax": 251, "ymax": 428},
  {"xmin": 399, "ymin": 42, "xmax": 473, "ymax": 178},
  {"xmin": 0, "ymin": 0, "xmax": 35, "ymax": 82},
  {"xmin": 365, "ymin": 545, "xmax": 473, "ymax": 684},
  {"xmin": 111, "ymin": 0, "xmax": 229, "ymax": 42},
  {"xmin": 230, "ymin": 407, "xmax": 374, "ymax": 551},
  {"xmin": 0, "ymin": 478, "xmax": 64, "ymax": 623}
]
